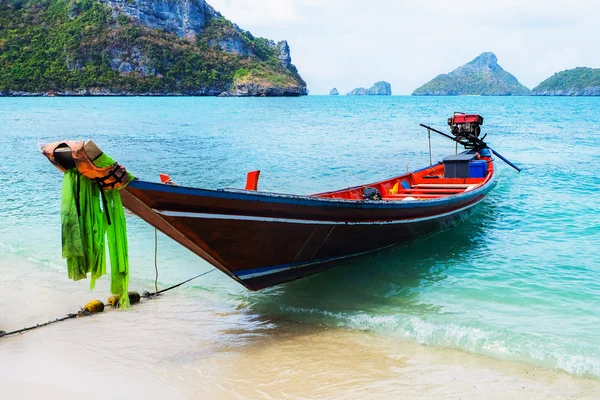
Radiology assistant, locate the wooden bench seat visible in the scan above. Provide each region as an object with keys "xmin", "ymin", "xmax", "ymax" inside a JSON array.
[
  {"xmin": 401, "ymin": 188, "xmax": 464, "ymax": 194},
  {"xmin": 412, "ymin": 184, "xmax": 474, "ymax": 189}
]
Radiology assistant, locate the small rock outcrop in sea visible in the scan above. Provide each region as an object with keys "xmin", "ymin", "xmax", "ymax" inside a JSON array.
[
  {"xmin": 329, "ymin": 88, "xmax": 339, "ymax": 95},
  {"xmin": 531, "ymin": 67, "xmax": 600, "ymax": 96},
  {"xmin": 347, "ymin": 81, "xmax": 392, "ymax": 96},
  {"xmin": 0, "ymin": 0, "xmax": 307, "ymax": 97},
  {"xmin": 412, "ymin": 52, "xmax": 530, "ymax": 96}
]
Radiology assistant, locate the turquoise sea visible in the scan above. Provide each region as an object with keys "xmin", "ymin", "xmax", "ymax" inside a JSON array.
[{"xmin": 1, "ymin": 96, "xmax": 599, "ymax": 380}]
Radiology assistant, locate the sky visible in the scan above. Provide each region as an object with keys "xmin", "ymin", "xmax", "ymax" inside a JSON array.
[{"xmin": 209, "ymin": 0, "xmax": 600, "ymax": 95}]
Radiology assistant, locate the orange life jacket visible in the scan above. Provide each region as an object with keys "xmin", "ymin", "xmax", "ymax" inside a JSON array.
[{"xmin": 42, "ymin": 140, "xmax": 131, "ymax": 190}]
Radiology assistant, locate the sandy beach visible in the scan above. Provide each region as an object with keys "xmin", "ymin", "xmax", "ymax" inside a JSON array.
[{"xmin": 1, "ymin": 253, "xmax": 599, "ymax": 400}]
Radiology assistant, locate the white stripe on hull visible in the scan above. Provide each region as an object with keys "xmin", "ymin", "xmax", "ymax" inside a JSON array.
[{"xmin": 153, "ymin": 197, "xmax": 485, "ymax": 226}]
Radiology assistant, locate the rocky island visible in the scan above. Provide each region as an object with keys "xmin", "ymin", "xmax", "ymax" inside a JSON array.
[
  {"xmin": 0, "ymin": 0, "xmax": 307, "ymax": 96},
  {"xmin": 347, "ymin": 81, "xmax": 392, "ymax": 96},
  {"xmin": 412, "ymin": 52, "xmax": 530, "ymax": 96},
  {"xmin": 329, "ymin": 87, "xmax": 339, "ymax": 95},
  {"xmin": 531, "ymin": 67, "xmax": 600, "ymax": 96}
]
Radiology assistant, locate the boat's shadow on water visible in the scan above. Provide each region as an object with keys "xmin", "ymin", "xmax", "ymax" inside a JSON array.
[{"xmin": 234, "ymin": 202, "xmax": 498, "ymax": 331}]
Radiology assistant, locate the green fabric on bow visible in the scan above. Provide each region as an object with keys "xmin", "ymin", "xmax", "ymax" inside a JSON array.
[{"xmin": 60, "ymin": 153, "xmax": 134, "ymax": 309}]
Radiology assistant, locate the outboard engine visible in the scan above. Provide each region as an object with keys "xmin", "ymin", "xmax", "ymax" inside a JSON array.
[{"xmin": 447, "ymin": 113, "xmax": 485, "ymax": 150}]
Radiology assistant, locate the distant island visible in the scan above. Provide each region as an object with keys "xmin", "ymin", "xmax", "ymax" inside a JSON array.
[
  {"xmin": 347, "ymin": 81, "xmax": 391, "ymax": 96},
  {"xmin": 329, "ymin": 87, "xmax": 339, "ymax": 95},
  {"xmin": 412, "ymin": 52, "xmax": 530, "ymax": 96},
  {"xmin": 531, "ymin": 67, "xmax": 600, "ymax": 96},
  {"xmin": 0, "ymin": 0, "xmax": 307, "ymax": 97}
]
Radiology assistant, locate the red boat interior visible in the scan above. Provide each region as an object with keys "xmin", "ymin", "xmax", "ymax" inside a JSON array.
[{"xmin": 313, "ymin": 157, "xmax": 494, "ymax": 201}]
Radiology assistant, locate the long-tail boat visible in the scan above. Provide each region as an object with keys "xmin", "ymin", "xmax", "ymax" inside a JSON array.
[{"xmin": 41, "ymin": 114, "xmax": 519, "ymax": 290}]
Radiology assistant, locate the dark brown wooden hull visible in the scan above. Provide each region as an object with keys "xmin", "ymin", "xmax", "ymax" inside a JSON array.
[{"xmin": 121, "ymin": 167, "xmax": 496, "ymax": 290}]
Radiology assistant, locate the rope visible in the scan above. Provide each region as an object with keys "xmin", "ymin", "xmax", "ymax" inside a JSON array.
[
  {"xmin": 143, "ymin": 269, "xmax": 216, "ymax": 298},
  {"xmin": 0, "ymin": 312, "xmax": 85, "ymax": 339},
  {"xmin": 146, "ymin": 227, "xmax": 216, "ymax": 298},
  {"xmin": 154, "ymin": 229, "xmax": 159, "ymax": 295},
  {"xmin": 0, "ymin": 269, "xmax": 216, "ymax": 339}
]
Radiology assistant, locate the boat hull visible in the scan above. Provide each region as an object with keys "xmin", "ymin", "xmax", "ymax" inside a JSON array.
[{"xmin": 121, "ymin": 171, "xmax": 495, "ymax": 290}]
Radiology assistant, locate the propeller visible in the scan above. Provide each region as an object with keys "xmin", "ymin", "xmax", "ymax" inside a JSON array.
[{"xmin": 419, "ymin": 123, "xmax": 521, "ymax": 173}]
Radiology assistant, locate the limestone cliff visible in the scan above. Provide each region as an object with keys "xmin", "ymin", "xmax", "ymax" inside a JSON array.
[{"xmin": 99, "ymin": 0, "xmax": 219, "ymax": 38}]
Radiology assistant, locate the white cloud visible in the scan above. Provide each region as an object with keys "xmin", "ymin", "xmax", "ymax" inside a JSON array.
[
  {"xmin": 208, "ymin": 0, "xmax": 600, "ymax": 94},
  {"xmin": 210, "ymin": 0, "xmax": 297, "ymax": 25},
  {"xmin": 210, "ymin": 0, "xmax": 342, "ymax": 26}
]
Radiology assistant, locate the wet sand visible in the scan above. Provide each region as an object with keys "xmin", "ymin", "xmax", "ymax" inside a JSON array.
[{"xmin": 1, "ymin": 254, "xmax": 599, "ymax": 399}]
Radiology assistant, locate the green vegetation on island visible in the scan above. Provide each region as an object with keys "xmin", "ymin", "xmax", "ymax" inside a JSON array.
[
  {"xmin": 412, "ymin": 52, "xmax": 530, "ymax": 96},
  {"xmin": 0, "ymin": 0, "xmax": 307, "ymax": 96},
  {"xmin": 531, "ymin": 67, "xmax": 600, "ymax": 96}
]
